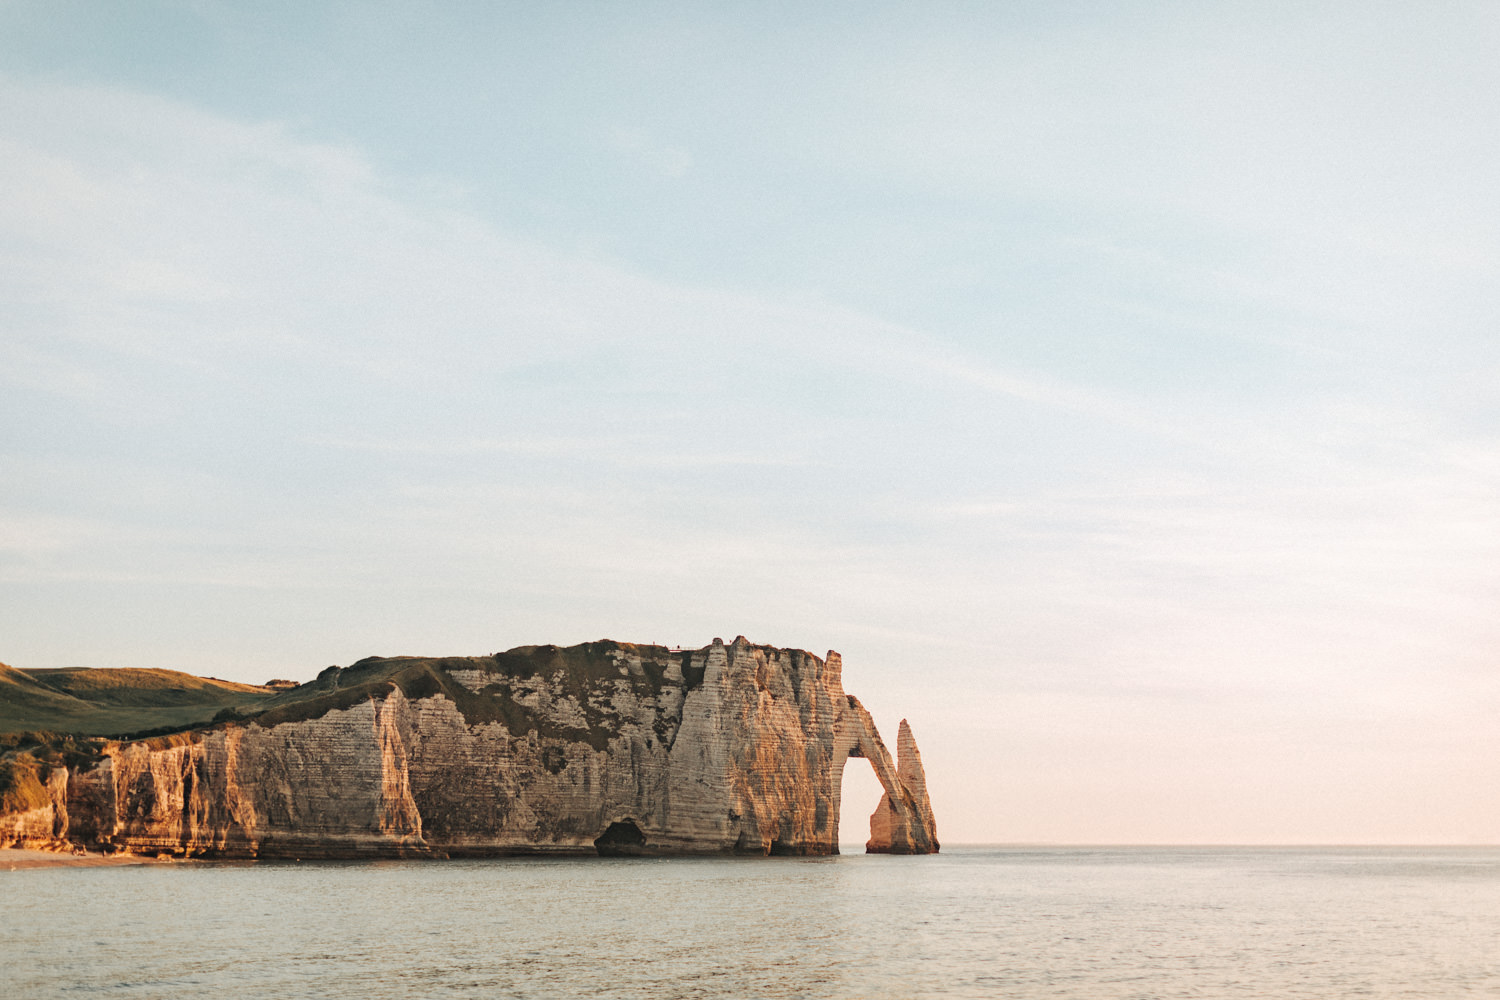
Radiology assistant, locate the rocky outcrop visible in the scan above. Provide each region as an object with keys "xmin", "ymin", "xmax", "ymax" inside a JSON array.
[
  {"xmin": 866, "ymin": 719, "xmax": 938, "ymax": 853},
  {"xmin": 0, "ymin": 638, "xmax": 938, "ymax": 858},
  {"xmin": 0, "ymin": 762, "xmax": 69, "ymax": 850}
]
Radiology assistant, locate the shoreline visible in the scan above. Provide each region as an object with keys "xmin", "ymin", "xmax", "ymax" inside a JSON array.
[{"xmin": 0, "ymin": 847, "xmax": 192, "ymax": 871}]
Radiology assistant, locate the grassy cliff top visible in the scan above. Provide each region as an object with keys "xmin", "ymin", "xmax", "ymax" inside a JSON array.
[
  {"xmin": 0, "ymin": 638, "xmax": 793, "ymax": 743},
  {"xmin": 0, "ymin": 662, "xmax": 277, "ymax": 738},
  {"xmin": 0, "ymin": 643, "xmax": 679, "ymax": 739},
  {"xmin": 239, "ymin": 641, "xmax": 695, "ymax": 748}
]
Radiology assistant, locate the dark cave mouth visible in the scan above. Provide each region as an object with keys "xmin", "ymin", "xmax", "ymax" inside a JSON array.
[{"xmin": 594, "ymin": 819, "xmax": 648, "ymax": 856}]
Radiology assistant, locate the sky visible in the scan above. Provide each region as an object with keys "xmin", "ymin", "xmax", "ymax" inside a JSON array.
[{"xmin": 2, "ymin": 1, "xmax": 1498, "ymax": 845}]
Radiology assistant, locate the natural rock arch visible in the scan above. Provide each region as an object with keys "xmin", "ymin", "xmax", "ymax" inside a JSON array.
[{"xmin": 832, "ymin": 701, "xmax": 939, "ymax": 854}]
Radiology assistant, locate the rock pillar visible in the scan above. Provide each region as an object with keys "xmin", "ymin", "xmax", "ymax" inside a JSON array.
[{"xmin": 865, "ymin": 719, "xmax": 939, "ymax": 854}]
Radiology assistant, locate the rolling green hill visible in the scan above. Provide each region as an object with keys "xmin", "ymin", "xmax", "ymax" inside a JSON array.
[
  {"xmin": 1, "ymin": 642, "xmax": 679, "ymax": 744},
  {"xmin": 0, "ymin": 662, "xmax": 277, "ymax": 737}
]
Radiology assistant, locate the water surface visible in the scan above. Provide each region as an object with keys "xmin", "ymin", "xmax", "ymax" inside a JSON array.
[{"xmin": 5, "ymin": 847, "xmax": 1498, "ymax": 998}]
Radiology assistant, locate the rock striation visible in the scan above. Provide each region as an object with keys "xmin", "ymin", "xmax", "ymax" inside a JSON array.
[{"xmin": 0, "ymin": 638, "xmax": 938, "ymax": 858}]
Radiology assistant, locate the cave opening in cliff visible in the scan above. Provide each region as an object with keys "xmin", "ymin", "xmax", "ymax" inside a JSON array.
[
  {"xmin": 838, "ymin": 754, "xmax": 886, "ymax": 852},
  {"xmin": 593, "ymin": 819, "xmax": 648, "ymax": 856}
]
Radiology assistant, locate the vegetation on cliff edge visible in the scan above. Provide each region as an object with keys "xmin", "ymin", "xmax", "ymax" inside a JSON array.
[
  {"xmin": 0, "ymin": 752, "xmax": 51, "ymax": 814},
  {"xmin": 0, "ymin": 661, "xmax": 277, "ymax": 738}
]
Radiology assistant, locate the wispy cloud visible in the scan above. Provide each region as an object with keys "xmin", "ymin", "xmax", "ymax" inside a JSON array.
[
  {"xmin": 307, "ymin": 435, "xmax": 626, "ymax": 457},
  {"xmin": 2, "ymin": 49, "xmax": 1499, "ymax": 843},
  {"xmin": 609, "ymin": 126, "xmax": 694, "ymax": 178}
]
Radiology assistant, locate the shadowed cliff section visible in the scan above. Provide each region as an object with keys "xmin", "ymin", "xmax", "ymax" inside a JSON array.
[{"xmin": 0, "ymin": 639, "xmax": 938, "ymax": 859}]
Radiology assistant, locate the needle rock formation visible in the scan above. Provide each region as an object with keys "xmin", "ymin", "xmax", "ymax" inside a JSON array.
[{"xmin": 0, "ymin": 638, "xmax": 938, "ymax": 858}]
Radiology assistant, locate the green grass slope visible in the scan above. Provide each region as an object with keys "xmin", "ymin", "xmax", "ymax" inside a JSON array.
[
  {"xmin": 0, "ymin": 662, "xmax": 98, "ymax": 733},
  {"xmin": 1, "ymin": 641, "xmax": 691, "ymax": 742},
  {"xmin": 0, "ymin": 663, "xmax": 276, "ymax": 737}
]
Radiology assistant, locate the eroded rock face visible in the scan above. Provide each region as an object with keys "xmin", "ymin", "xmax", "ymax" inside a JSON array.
[
  {"xmin": 0, "ymin": 766, "xmax": 69, "ymax": 850},
  {"xmin": 1, "ymin": 638, "xmax": 938, "ymax": 858},
  {"xmin": 866, "ymin": 719, "xmax": 940, "ymax": 854}
]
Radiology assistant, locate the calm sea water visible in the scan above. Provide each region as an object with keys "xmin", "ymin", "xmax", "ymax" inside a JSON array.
[{"xmin": 4, "ymin": 847, "xmax": 1498, "ymax": 999}]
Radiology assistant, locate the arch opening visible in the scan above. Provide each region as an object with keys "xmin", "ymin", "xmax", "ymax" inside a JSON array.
[{"xmin": 838, "ymin": 754, "xmax": 887, "ymax": 853}]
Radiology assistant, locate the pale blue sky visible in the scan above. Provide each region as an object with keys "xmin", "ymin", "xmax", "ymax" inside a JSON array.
[{"xmin": 2, "ymin": 2, "xmax": 1498, "ymax": 843}]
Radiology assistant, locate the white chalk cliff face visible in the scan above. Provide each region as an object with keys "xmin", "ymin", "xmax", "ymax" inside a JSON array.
[{"xmin": 5, "ymin": 638, "xmax": 939, "ymax": 858}]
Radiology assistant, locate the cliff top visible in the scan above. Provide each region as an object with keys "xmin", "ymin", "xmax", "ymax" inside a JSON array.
[
  {"xmin": 0, "ymin": 639, "xmax": 831, "ymax": 744},
  {"xmin": 0, "ymin": 663, "xmax": 278, "ymax": 739}
]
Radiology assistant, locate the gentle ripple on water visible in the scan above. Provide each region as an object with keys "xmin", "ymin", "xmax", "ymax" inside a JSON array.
[{"xmin": 3, "ymin": 847, "xmax": 1499, "ymax": 999}]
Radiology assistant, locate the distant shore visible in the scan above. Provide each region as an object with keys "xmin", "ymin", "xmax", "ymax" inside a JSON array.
[{"xmin": 0, "ymin": 847, "xmax": 191, "ymax": 871}]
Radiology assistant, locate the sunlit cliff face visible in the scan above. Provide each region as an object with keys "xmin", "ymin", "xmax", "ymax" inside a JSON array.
[{"xmin": 0, "ymin": 640, "xmax": 938, "ymax": 858}]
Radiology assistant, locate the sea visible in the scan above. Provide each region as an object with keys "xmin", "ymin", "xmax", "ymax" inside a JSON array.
[{"xmin": 4, "ymin": 846, "xmax": 1498, "ymax": 999}]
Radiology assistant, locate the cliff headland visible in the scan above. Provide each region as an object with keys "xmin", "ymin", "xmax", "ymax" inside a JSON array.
[{"xmin": 0, "ymin": 638, "xmax": 938, "ymax": 859}]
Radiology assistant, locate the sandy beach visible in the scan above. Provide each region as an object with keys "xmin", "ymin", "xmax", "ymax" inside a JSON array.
[{"xmin": 0, "ymin": 847, "xmax": 185, "ymax": 871}]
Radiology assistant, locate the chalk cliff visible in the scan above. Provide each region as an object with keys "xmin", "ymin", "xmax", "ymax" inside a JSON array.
[{"xmin": 0, "ymin": 638, "xmax": 938, "ymax": 858}]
